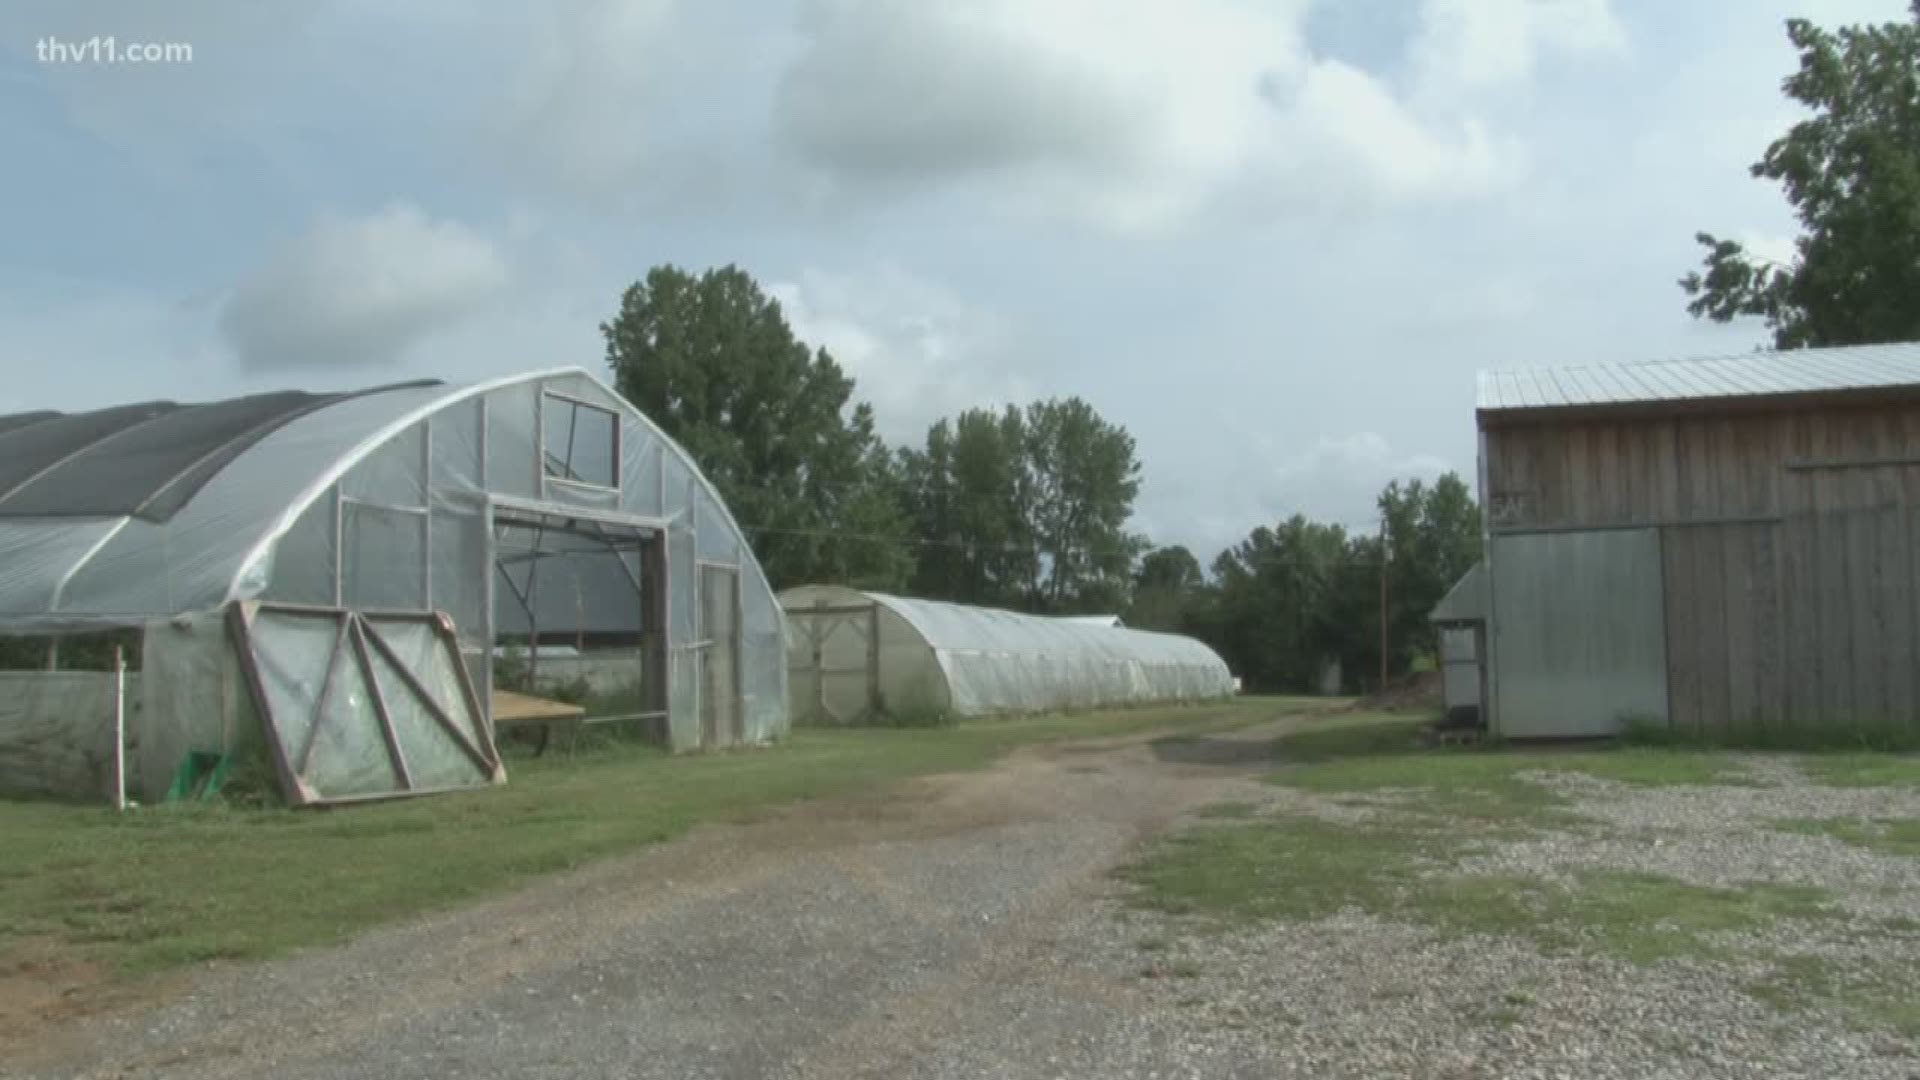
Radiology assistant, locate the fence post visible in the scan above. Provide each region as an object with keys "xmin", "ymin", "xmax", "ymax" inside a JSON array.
[
  {"xmin": 867, "ymin": 602, "xmax": 881, "ymax": 721},
  {"xmin": 113, "ymin": 646, "xmax": 126, "ymax": 811}
]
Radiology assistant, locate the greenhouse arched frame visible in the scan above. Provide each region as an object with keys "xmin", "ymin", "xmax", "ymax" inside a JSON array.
[
  {"xmin": 0, "ymin": 368, "xmax": 787, "ymax": 805},
  {"xmin": 779, "ymin": 585, "xmax": 1234, "ymax": 724}
]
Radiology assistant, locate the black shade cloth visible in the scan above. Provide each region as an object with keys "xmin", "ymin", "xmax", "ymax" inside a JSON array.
[{"xmin": 0, "ymin": 381, "xmax": 440, "ymax": 522}]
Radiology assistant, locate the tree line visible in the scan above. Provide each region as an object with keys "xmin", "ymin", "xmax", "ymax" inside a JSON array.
[{"xmin": 603, "ymin": 265, "xmax": 1481, "ymax": 693}]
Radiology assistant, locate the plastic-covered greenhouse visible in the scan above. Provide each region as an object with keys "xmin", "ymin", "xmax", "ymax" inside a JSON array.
[
  {"xmin": 779, "ymin": 585, "xmax": 1234, "ymax": 723},
  {"xmin": 0, "ymin": 368, "xmax": 786, "ymax": 805}
]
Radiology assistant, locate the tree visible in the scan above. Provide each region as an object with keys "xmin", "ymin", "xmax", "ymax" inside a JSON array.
[
  {"xmin": 898, "ymin": 406, "xmax": 1033, "ymax": 607},
  {"xmin": 1020, "ymin": 398, "xmax": 1147, "ymax": 613},
  {"xmin": 1681, "ymin": 5, "xmax": 1920, "ymax": 347},
  {"xmin": 901, "ymin": 397, "xmax": 1145, "ymax": 614},
  {"xmin": 1207, "ymin": 516, "xmax": 1351, "ymax": 692},
  {"xmin": 1127, "ymin": 545, "xmax": 1206, "ymax": 632},
  {"xmin": 1187, "ymin": 472, "xmax": 1482, "ymax": 695},
  {"xmin": 603, "ymin": 265, "xmax": 911, "ymax": 590},
  {"xmin": 1378, "ymin": 473, "xmax": 1482, "ymax": 675}
]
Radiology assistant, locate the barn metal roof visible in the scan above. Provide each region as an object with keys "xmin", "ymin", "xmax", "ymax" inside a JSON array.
[{"xmin": 1477, "ymin": 340, "xmax": 1920, "ymax": 414}]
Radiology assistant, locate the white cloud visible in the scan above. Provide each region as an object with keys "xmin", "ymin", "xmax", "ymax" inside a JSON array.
[
  {"xmin": 771, "ymin": 0, "xmax": 1545, "ymax": 231},
  {"xmin": 219, "ymin": 204, "xmax": 510, "ymax": 370},
  {"xmin": 494, "ymin": 0, "xmax": 677, "ymax": 197},
  {"xmin": 1412, "ymin": 0, "xmax": 1628, "ymax": 99},
  {"xmin": 0, "ymin": 276, "xmax": 224, "ymax": 413},
  {"xmin": 1737, "ymin": 229, "xmax": 1800, "ymax": 270},
  {"xmin": 767, "ymin": 268, "xmax": 1035, "ymax": 445},
  {"xmin": 1263, "ymin": 431, "xmax": 1454, "ymax": 532}
]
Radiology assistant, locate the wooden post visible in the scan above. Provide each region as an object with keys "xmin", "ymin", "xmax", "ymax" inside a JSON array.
[
  {"xmin": 113, "ymin": 647, "xmax": 126, "ymax": 811},
  {"xmin": 867, "ymin": 601, "xmax": 882, "ymax": 720},
  {"xmin": 813, "ymin": 600, "xmax": 828, "ymax": 724}
]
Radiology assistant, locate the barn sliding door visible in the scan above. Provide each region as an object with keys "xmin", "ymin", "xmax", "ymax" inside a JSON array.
[{"xmin": 1491, "ymin": 529, "xmax": 1668, "ymax": 738}]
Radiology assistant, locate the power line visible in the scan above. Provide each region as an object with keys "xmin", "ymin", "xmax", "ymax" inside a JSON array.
[{"xmin": 736, "ymin": 523, "xmax": 1146, "ymax": 558}]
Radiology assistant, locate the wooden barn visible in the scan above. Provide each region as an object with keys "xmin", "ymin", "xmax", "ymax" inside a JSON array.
[{"xmin": 1474, "ymin": 341, "xmax": 1920, "ymax": 740}]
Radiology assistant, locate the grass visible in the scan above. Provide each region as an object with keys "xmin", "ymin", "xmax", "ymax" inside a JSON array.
[
  {"xmin": 1746, "ymin": 954, "xmax": 1920, "ymax": 1037},
  {"xmin": 1262, "ymin": 712, "xmax": 1755, "ymax": 832},
  {"xmin": 1771, "ymin": 817, "xmax": 1920, "ymax": 858},
  {"xmin": 1193, "ymin": 801, "xmax": 1260, "ymax": 820},
  {"xmin": 1797, "ymin": 754, "xmax": 1920, "ymax": 788},
  {"xmin": 1119, "ymin": 711, "xmax": 1844, "ymax": 966},
  {"xmin": 1623, "ymin": 715, "xmax": 1920, "ymax": 753},
  {"xmin": 1120, "ymin": 814, "xmax": 1838, "ymax": 964},
  {"xmin": 0, "ymin": 697, "xmax": 1295, "ymax": 975}
]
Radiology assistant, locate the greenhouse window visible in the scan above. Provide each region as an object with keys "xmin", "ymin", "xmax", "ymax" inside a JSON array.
[{"xmin": 541, "ymin": 393, "xmax": 619, "ymax": 490}]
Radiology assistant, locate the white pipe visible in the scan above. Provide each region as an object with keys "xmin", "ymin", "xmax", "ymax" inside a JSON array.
[{"xmin": 113, "ymin": 646, "xmax": 127, "ymax": 812}]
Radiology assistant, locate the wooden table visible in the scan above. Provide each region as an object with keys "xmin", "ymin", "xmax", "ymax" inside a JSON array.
[{"xmin": 489, "ymin": 689, "xmax": 587, "ymax": 756}]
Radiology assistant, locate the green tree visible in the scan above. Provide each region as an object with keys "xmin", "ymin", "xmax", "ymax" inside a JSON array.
[
  {"xmin": 1190, "ymin": 473, "xmax": 1482, "ymax": 695},
  {"xmin": 603, "ymin": 265, "xmax": 911, "ymax": 590},
  {"xmin": 902, "ymin": 397, "xmax": 1145, "ymax": 614},
  {"xmin": 1127, "ymin": 545, "xmax": 1206, "ymax": 632},
  {"xmin": 1681, "ymin": 5, "xmax": 1920, "ymax": 347},
  {"xmin": 899, "ymin": 406, "xmax": 1034, "ymax": 607},
  {"xmin": 1020, "ymin": 397, "xmax": 1147, "ymax": 613},
  {"xmin": 1207, "ymin": 516, "xmax": 1351, "ymax": 692},
  {"xmin": 1378, "ymin": 473, "xmax": 1483, "ymax": 676}
]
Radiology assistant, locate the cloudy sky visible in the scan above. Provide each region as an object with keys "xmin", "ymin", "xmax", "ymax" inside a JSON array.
[{"xmin": 0, "ymin": 0, "xmax": 1903, "ymax": 559}]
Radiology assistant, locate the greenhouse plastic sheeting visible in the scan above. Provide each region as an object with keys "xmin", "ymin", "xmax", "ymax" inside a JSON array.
[
  {"xmin": 0, "ymin": 367, "xmax": 789, "ymax": 758},
  {"xmin": 241, "ymin": 607, "xmax": 502, "ymax": 805},
  {"xmin": 780, "ymin": 585, "xmax": 1234, "ymax": 722}
]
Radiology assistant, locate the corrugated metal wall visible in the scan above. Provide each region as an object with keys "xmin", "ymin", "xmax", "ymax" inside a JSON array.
[{"xmin": 1489, "ymin": 530, "xmax": 1668, "ymax": 738}]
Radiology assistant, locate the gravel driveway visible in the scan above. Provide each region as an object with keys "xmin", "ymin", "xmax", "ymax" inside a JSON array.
[{"xmin": 9, "ymin": 722, "xmax": 1919, "ymax": 1080}]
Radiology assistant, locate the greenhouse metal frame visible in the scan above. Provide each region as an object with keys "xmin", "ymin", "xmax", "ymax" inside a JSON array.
[
  {"xmin": 780, "ymin": 585, "xmax": 1234, "ymax": 723},
  {"xmin": 0, "ymin": 368, "xmax": 787, "ymax": 805}
]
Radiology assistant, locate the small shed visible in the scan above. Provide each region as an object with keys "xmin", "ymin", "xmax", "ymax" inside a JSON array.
[
  {"xmin": 1428, "ymin": 561, "xmax": 1487, "ymax": 725},
  {"xmin": 779, "ymin": 585, "xmax": 1233, "ymax": 724},
  {"xmin": 1477, "ymin": 340, "xmax": 1920, "ymax": 740}
]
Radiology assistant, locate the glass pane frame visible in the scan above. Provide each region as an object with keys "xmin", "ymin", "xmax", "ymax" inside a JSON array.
[{"xmin": 228, "ymin": 601, "xmax": 504, "ymax": 807}]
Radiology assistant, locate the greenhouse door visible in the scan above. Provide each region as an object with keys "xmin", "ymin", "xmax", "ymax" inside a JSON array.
[{"xmin": 698, "ymin": 564, "xmax": 742, "ymax": 747}]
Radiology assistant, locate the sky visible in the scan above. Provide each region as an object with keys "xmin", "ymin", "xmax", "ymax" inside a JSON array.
[{"xmin": 0, "ymin": 0, "xmax": 1907, "ymax": 561}]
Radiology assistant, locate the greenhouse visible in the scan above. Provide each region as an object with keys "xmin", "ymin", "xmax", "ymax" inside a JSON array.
[
  {"xmin": 779, "ymin": 585, "xmax": 1234, "ymax": 724},
  {"xmin": 0, "ymin": 368, "xmax": 786, "ymax": 806}
]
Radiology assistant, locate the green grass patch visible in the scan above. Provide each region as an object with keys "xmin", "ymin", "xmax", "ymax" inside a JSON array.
[
  {"xmin": 1120, "ymin": 807, "xmax": 1840, "ymax": 965},
  {"xmin": 1624, "ymin": 715, "xmax": 1920, "ymax": 752},
  {"xmin": 1797, "ymin": 754, "xmax": 1920, "ymax": 788},
  {"xmin": 1771, "ymin": 817, "xmax": 1920, "ymax": 858},
  {"xmin": 0, "ymin": 698, "xmax": 1289, "ymax": 975},
  {"xmin": 1262, "ymin": 714, "xmax": 1754, "ymax": 833},
  {"xmin": 1145, "ymin": 711, "xmax": 1846, "ymax": 965},
  {"xmin": 1746, "ymin": 954, "xmax": 1920, "ymax": 1037}
]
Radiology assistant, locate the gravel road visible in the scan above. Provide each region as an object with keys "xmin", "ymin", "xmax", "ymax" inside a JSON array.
[{"xmin": 10, "ymin": 724, "xmax": 1919, "ymax": 1080}]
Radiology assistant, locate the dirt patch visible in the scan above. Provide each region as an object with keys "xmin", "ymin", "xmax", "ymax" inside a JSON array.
[
  {"xmin": 1352, "ymin": 670, "xmax": 1442, "ymax": 714},
  {"xmin": 0, "ymin": 938, "xmax": 170, "ymax": 1052},
  {"xmin": 8, "ymin": 713, "xmax": 1305, "ymax": 1079}
]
